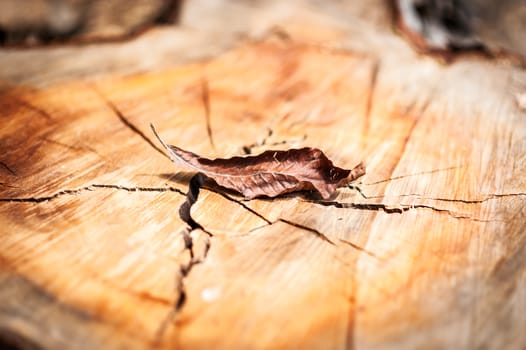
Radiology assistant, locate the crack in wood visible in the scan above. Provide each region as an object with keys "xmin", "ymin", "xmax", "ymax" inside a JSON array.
[
  {"xmin": 348, "ymin": 186, "xmax": 526, "ymax": 204},
  {"xmin": 209, "ymin": 191, "xmax": 375, "ymax": 250},
  {"xmin": 338, "ymin": 238, "xmax": 378, "ymax": 259},
  {"xmin": 278, "ymin": 218, "xmax": 335, "ymax": 244},
  {"xmin": 0, "ymin": 188, "xmax": 91, "ymax": 202},
  {"xmin": 177, "ymin": 174, "xmax": 211, "ymax": 234},
  {"xmin": 7, "ymin": 94, "xmax": 54, "ymax": 121},
  {"xmin": 241, "ymin": 128, "xmax": 307, "ymax": 155},
  {"xmin": 203, "ymin": 188, "xmax": 380, "ymax": 253},
  {"xmin": 242, "ymin": 128, "xmax": 273, "ymax": 155},
  {"xmin": 155, "ymin": 227, "xmax": 212, "ymax": 343},
  {"xmin": 200, "ymin": 77, "xmax": 215, "ymax": 150},
  {"xmin": 90, "ymin": 84, "xmax": 168, "ymax": 159},
  {"xmin": 198, "ymin": 186, "xmax": 336, "ymax": 244},
  {"xmin": 347, "ymin": 184, "xmax": 368, "ymax": 199},
  {"xmin": 155, "ymin": 173, "xmax": 212, "ymax": 342},
  {"xmin": 362, "ymin": 58, "xmax": 380, "ymax": 149},
  {"xmin": 215, "ymin": 191, "xmax": 272, "ymax": 224},
  {"xmin": 0, "ymin": 162, "xmax": 16, "ymax": 176},
  {"xmin": 200, "ymin": 186, "xmax": 371, "ymax": 249},
  {"xmin": 371, "ymin": 95, "xmax": 434, "ymax": 195},
  {"xmin": 91, "ymin": 184, "xmax": 186, "ymax": 195},
  {"xmin": 396, "ymin": 101, "xmax": 428, "ymax": 163},
  {"xmin": 0, "ymin": 182, "xmax": 18, "ymax": 189},
  {"xmin": 305, "ymin": 199, "xmax": 498, "ymax": 222},
  {"xmin": 0, "ymin": 184, "xmax": 185, "ymax": 202},
  {"xmin": 89, "ymin": 272, "xmax": 173, "ymax": 307},
  {"xmin": 156, "ymin": 174, "xmax": 376, "ymax": 340},
  {"xmin": 247, "ymin": 216, "xmax": 378, "ymax": 256},
  {"xmin": 3, "ymin": 170, "xmax": 511, "ymax": 345},
  {"xmin": 340, "ymin": 95, "xmax": 433, "ymax": 348},
  {"xmin": 363, "ymin": 165, "xmax": 462, "ymax": 185},
  {"xmin": 41, "ymin": 137, "xmax": 103, "ymax": 158},
  {"xmin": 414, "ymin": 193, "xmax": 526, "ymax": 204}
]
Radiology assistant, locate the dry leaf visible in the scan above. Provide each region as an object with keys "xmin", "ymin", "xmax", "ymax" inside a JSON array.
[{"xmin": 151, "ymin": 125, "xmax": 365, "ymax": 199}]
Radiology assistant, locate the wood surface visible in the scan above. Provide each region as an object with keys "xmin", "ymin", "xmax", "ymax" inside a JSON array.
[{"xmin": 1, "ymin": 1, "xmax": 526, "ymax": 349}]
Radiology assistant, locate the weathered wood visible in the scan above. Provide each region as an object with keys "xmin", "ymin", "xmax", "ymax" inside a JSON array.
[{"xmin": 1, "ymin": 2, "xmax": 526, "ymax": 350}]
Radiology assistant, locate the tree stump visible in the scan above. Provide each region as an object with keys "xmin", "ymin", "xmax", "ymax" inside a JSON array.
[{"xmin": 1, "ymin": 3, "xmax": 526, "ymax": 350}]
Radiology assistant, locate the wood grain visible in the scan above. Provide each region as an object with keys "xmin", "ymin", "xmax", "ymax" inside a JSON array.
[{"xmin": 1, "ymin": 2, "xmax": 525, "ymax": 349}]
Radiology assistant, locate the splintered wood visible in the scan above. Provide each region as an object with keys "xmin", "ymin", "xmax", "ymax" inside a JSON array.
[{"xmin": 1, "ymin": 17, "xmax": 526, "ymax": 350}]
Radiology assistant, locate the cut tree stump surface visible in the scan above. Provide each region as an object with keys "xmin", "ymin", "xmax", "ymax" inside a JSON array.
[{"xmin": 1, "ymin": 4, "xmax": 526, "ymax": 350}]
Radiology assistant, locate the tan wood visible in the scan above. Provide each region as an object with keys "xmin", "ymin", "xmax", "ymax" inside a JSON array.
[{"xmin": 1, "ymin": 2, "xmax": 526, "ymax": 349}]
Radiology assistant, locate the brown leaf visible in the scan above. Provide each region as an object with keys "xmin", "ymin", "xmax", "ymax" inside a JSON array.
[{"xmin": 151, "ymin": 125, "xmax": 365, "ymax": 199}]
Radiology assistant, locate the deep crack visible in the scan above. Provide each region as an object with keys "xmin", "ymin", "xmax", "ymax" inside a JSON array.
[
  {"xmin": 91, "ymin": 184, "xmax": 185, "ymax": 194},
  {"xmin": 178, "ymin": 173, "xmax": 212, "ymax": 234},
  {"xmin": 156, "ymin": 173, "xmax": 212, "ymax": 342}
]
